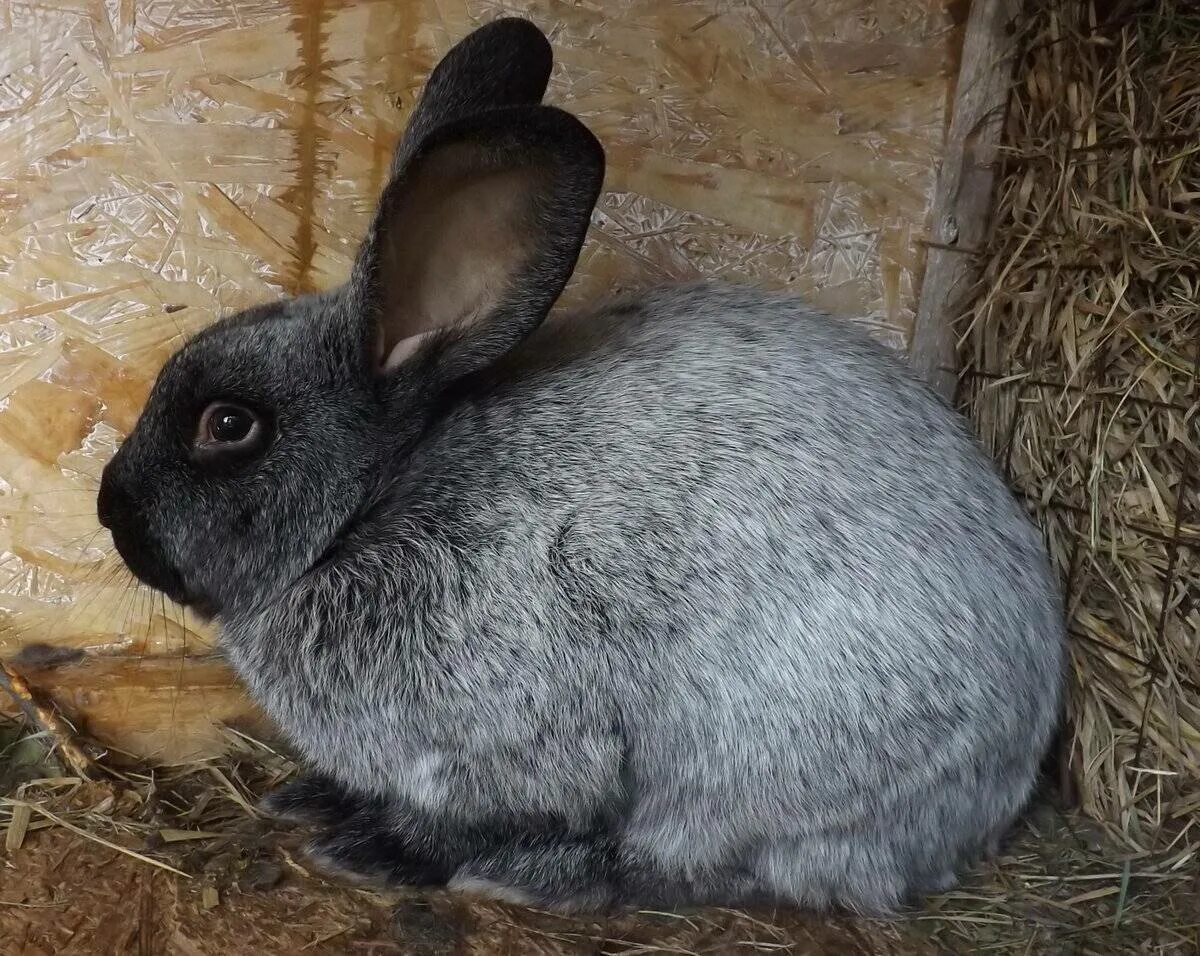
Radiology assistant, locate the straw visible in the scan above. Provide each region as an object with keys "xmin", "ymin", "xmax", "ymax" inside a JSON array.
[{"xmin": 958, "ymin": 0, "xmax": 1200, "ymax": 847}]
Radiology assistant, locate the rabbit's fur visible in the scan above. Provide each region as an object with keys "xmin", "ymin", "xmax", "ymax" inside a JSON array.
[{"xmin": 97, "ymin": 18, "xmax": 1065, "ymax": 914}]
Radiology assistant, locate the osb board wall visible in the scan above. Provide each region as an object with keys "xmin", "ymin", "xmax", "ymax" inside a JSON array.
[{"xmin": 0, "ymin": 0, "xmax": 967, "ymax": 760}]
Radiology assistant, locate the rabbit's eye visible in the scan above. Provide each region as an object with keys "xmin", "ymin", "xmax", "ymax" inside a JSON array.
[
  {"xmin": 210, "ymin": 407, "xmax": 252, "ymax": 442},
  {"xmin": 192, "ymin": 401, "xmax": 271, "ymax": 468},
  {"xmin": 197, "ymin": 402, "xmax": 262, "ymax": 448}
]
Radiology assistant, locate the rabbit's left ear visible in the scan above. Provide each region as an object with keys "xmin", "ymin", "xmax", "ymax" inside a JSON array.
[{"xmin": 354, "ymin": 105, "xmax": 604, "ymax": 384}]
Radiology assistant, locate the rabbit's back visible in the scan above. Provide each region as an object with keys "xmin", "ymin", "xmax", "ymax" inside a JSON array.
[{"xmin": 407, "ymin": 283, "xmax": 1063, "ymax": 899}]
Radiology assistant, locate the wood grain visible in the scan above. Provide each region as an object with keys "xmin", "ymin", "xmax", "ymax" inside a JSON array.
[{"xmin": 909, "ymin": 0, "xmax": 1021, "ymax": 398}]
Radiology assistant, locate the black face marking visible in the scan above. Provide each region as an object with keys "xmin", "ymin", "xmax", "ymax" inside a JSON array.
[{"xmin": 94, "ymin": 296, "xmax": 389, "ymax": 618}]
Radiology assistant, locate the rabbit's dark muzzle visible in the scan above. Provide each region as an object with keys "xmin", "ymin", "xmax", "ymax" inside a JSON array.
[{"xmin": 97, "ymin": 458, "xmax": 191, "ymax": 607}]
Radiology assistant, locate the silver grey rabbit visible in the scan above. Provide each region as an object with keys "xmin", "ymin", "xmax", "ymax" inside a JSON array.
[{"xmin": 97, "ymin": 18, "xmax": 1066, "ymax": 913}]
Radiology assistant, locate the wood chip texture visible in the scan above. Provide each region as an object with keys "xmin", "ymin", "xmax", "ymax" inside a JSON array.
[{"xmin": 0, "ymin": 0, "xmax": 964, "ymax": 761}]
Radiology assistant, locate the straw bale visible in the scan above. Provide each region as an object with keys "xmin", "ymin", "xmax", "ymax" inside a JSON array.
[
  {"xmin": 0, "ymin": 0, "xmax": 964, "ymax": 760},
  {"xmin": 959, "ymin": 0, "xmax": 1200, "ymax": 838}
]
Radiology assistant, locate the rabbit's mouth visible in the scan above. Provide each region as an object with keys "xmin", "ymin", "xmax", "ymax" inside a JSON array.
[
  {"xmin": 178, "ymin": 590, "xmax": 220, "ymax": 622},
  {"xmin": 141, "ymin": 565, "xmax": 220, "ymax": 621},
  {"xmin": 97, "ymin": 460, "xmax": 223, "ymax": 617},
  {"xmin": 115, "ymin": 542, "xmax": 218, "ymax": 620},
  {"xmin": 98, "ymin": 498, "xmax": 204, "ymax": 614},
  {"xmin": 108, "ymin": 528, "xmax": 191, "ymax": 608}
]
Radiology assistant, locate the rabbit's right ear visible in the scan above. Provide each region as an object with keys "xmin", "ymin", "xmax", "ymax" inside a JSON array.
[{"xmin": 392, "ymin": 18, "xmax": 553, "ymax": 176}]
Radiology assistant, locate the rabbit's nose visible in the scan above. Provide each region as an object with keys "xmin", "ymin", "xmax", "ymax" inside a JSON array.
[
  {"xmin": 96, "ymin": 477, "xmax": 114, "ymax": 529},
  {"xmin": 96, "ymin": 466, "xmax": 127, "ymax": 531}
]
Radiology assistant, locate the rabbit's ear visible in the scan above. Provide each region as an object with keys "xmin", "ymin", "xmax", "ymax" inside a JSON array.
[
  {"xmin": 355, "ymin": 105, "xmax": 604, "ymax": 383},
  {"xmin": 391, "ymin": 18, "xmax": 553, "ymax": 177}
]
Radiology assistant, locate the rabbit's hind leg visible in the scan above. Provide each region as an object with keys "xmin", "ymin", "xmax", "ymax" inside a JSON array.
[
  {"xmin": 260, "ymin": 779, "xmax": 456, "ymax": 888},
  {"xmin": 301, "ymin": 803, "xmax": 455, "ymax": 889},
  {"xmin": 259, "ymin": 772, "xmax": 360, "ymax": 826},
  {"xmin": 448, "ymin": 830, "xmax": 619, "ymax": 913},
  {"xmin": 280, "ymin": 792, "xmax": 622, "ymax": 910},
  {"xmin": 451, "ymin": 833, "xmax": 774, "ymax": 913}
]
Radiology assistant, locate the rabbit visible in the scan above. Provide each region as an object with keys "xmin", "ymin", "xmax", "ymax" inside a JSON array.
[{"xmin": 96, "ymin": 16, "xmax": 1066, "ymax": 914}]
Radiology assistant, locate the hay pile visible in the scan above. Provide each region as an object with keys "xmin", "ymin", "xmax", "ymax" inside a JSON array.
[{"xmin": 959, "ymin": 0, "xmax": 1200, "ymax": 845}]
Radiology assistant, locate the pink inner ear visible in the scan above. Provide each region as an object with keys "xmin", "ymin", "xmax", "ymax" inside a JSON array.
[{"xmin": 382, "ymin": 329, "xmax": 439, "ymax": 371}]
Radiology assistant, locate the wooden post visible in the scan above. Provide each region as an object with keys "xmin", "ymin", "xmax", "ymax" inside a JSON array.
[{"xmin": 909, "ymin": 0, "xmax": 1022, "ymax": 400}]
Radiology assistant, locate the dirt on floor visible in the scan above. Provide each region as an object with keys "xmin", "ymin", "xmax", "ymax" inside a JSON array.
[
  {"xmin": 1, "ymin": 784, "xmax": 1197, "ymax": 954},
  {"xmin": 0, "ymin": 719, "xmax": 1197, "ymax": 955},
  {"xmin": 0, "ymin": 800, "xmax": 912, "ymax": 955}
]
